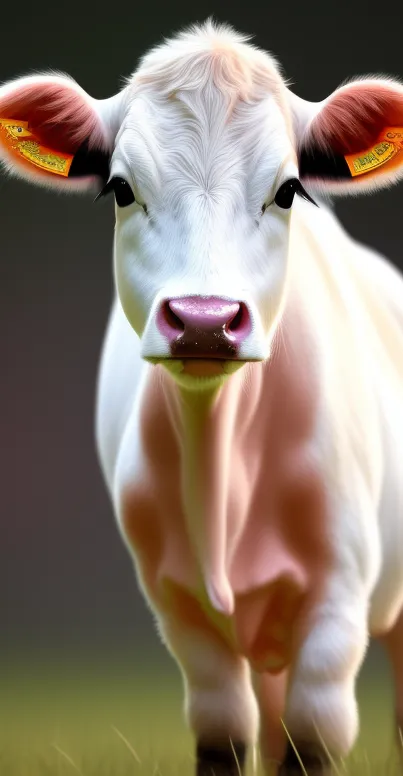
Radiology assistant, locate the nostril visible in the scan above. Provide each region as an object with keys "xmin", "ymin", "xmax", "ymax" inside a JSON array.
[
  {"xmin": 227, "ymin": 302, "xmax": 250, "ymax": 334},
  {"xmin": 157, "ymin": 296, "xmax": 252, "ymax": 351},
  {"xmin": 163, "ymin": 301, "xmax": 185, "ymax": 332},
  {"xmin": 228, "ymin": 304, "xmax": 243, "ymax": 332}
]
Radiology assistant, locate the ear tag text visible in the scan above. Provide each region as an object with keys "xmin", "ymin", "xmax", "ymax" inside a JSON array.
[
  {"xmin": 345, "ymin": 127, "xmax": 403, "ymax": 177},
  {"xmin": 0, "ymin": 118, "xmax": 74, "ymax": 176}
]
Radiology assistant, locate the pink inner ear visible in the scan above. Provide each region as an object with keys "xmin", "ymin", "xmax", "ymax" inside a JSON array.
[
  {"xmin": 310, "ymin": 82, "xmax": 403, "ymax": 154},
  {"xmin": 0, "ymin": 81, "xmax": 103, "ymax": 153}
]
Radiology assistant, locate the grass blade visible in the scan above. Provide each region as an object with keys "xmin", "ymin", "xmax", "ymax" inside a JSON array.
[
  {"xmin": 229, "ymin": 738, "xmax": 243, "ymax": 776},
  {"xmin": 313, "ymin": 721, "xmax": 345, "ymax": 775},
  {"xmin": 280, "ymin": 719, "xmax": 308, "ymax": 776},
  {"xmin": 112, "ymin": 725, "xmax": 142, "ymax": 764},
  {"xmin": 51, "ymin": 743, "xmax": 85, "ymax": 776}
]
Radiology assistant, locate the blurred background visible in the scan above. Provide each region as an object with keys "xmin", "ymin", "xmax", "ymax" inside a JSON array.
[{"xmin": 1, "ymin": 0, "xmax": 402, "ymax": 770}]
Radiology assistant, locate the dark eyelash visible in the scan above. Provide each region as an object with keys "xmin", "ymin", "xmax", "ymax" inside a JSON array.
[
  {"xmin": 296, "ymin": 183, "xmax": 319, "ymax": 207},
  {"xmin": 94, "ymin": 179, "xmax": 115, "ymax": 202}
]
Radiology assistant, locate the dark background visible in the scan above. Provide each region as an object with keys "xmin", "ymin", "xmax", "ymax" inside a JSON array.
[{"xmin": 1, "ymin": 0, "xmax": 402, "ymax": 672}]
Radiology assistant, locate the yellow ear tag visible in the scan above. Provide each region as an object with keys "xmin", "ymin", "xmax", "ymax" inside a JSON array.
[
  {"xmin": 0, "ymin": 118, "xmax": 74, "ymax": 176},
  {"xmin": 345, "ymin": 127, "xmax": 403, "ymax": 177}
]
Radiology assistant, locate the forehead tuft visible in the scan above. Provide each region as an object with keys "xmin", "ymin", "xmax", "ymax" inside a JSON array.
[{"xmin": 126, "ymin": 19, "xmax": 287, "ymax": 106}]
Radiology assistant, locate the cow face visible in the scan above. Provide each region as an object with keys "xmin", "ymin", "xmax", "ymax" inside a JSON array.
[
  {"xmin": 108, "ymin": 83, "xmax": 308, "ymax": 387},
  {"xmin": 2, "ymin": 22, "xmax": 403, "ymax": 389}
]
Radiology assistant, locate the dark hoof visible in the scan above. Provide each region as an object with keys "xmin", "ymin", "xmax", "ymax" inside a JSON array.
[
  {"xmin": 278, "ymin": 741, "xmax": 332, "ymax": 775},
  {"xmin": 196, "ymin": 741, "xmax": 247, "ymax": 775}
]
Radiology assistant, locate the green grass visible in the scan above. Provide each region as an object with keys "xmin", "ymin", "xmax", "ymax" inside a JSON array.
[{"xmin": 0, "ymin": 652, "xmax": 401, "ymax": 775}]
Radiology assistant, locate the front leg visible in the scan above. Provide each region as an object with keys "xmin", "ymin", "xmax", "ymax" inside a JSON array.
[
  {"xmin": 279, "ymin": 576, "xmax": 370, "ymax": 775},
  {"xmin": 159, "ymin": 611, "xmax": 259, "ymax": 776}
]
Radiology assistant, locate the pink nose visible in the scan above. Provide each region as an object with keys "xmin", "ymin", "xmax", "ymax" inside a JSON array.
[{"xmin": 156, "ymin": 296, "xmax": 251, "ymax": 359}]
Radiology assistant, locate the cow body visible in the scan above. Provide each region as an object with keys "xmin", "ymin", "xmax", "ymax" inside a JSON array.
[
  {"xmin": 3, "ymin": 20, "xmax": 403, "ymax": 775},
  {"xmin": 96, "ymin": 197, "xmax": 403, "ymax": 768},
  {"xmin": 98, "ymin": 197, "xmax": 403, "ymax": 643}
]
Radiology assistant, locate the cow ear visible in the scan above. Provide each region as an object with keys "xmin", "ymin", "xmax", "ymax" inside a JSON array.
[
  {"xmin": 288, "ymin": 78, "xmax": 403, "ymax": 196},
  {"xmin": 0, "ymin": 73, "xmax": 124, "ymax": 193}
]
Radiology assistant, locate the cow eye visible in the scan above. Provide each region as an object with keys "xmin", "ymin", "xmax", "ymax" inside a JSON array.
[
  {"xmin": 110, "ymin": 176, "xmax": 136, "ymax": 207},
  {"xmin": 274, "ymin": 178, "xmax": 299, "ymax": 209},
  {"xmin": 274, "ymin": 178, "xmax": 318, "ymax": 210},
  {"xmin": 95, "ymin": 176, "xmax": 137, "ymax": 208}
]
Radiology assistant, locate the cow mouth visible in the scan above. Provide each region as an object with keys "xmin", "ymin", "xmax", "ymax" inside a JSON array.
[
  {"xmin": 168, "ymin": 357, "xmax": 242, "ymax": 379},
  {"xmin": 181, "ymin": 358, "xmax": 226, "ymax": 377},
  {"xmin": 145, "ymin": 356, "xmax": 249, "ymax": 381}
]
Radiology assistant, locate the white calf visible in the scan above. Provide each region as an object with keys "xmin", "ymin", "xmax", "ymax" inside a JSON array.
[{"xmin": 2, "ymin": 20, "xmax": 403, "ymax": 776}]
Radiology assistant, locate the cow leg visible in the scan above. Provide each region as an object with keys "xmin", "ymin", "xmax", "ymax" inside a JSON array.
[
  {"xmin": 160, "ymin": 616, "xmax": 259, "ymax": 775},
  {"xmin": 380, "ymin": 608, "xmax": 403, "ymax": 755},
  {"xmin": 278, "ymin": 583, "xmax": 369, "ymax": 775},
  {"xmin": 253, "ymin": 671, "xmax": 288, "ymax": 775}
]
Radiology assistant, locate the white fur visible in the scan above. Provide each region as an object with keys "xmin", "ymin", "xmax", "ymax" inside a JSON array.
[{"xmin": 110, "ymin": 82, "xmax": 296, "ymax": 362}]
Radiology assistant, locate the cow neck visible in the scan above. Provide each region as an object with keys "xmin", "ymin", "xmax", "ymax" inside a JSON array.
[{"xmin": 160, "ymin": 366, "xmax": 264, "ymax": 616}]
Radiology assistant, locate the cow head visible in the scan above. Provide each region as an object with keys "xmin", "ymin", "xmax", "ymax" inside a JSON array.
[{"xmin": 2, "ymin": 21, "xmax": 403, "ymax": 390}]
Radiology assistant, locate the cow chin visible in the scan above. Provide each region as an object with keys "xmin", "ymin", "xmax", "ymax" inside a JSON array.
[{"xmin": 146, "ymin": 357, "xmax": 248, "ymax": 390}]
